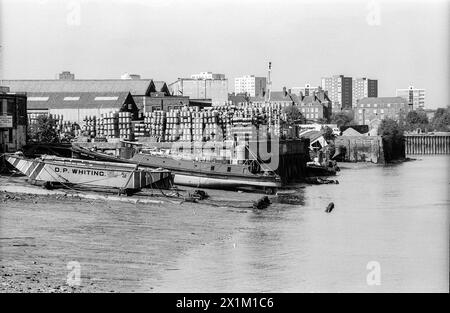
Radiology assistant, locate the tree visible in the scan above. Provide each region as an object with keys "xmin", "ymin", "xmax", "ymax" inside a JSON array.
[
  {"xmin": 28, "ymin": 115, "xmax": 60, "ymax": 143},
  {"xmin": 321, "ymin": 126, "xmax": 335, "ymax": 142},
  {"xmin": 431, "ymin": 107, "xmax": 450, "ymax": 131},
  {"xmin": 378, "ymin": 118, "xmax": 405, "ymax": 161},
  {"xmin": 283, "ymin": 105, "xmax": 304, "ymax": 125},
  {"xmin": 404, "ymin": 110, "xmax": 429, "ymax": 131},
  {"xmin": 331, "ymin": 111, "xmax": 354, "ymax": 128}
]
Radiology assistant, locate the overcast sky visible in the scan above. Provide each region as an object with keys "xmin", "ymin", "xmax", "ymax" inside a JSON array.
[{"xmin": 0, "ymin": 0, "xmax": 448, "ymax": 108}]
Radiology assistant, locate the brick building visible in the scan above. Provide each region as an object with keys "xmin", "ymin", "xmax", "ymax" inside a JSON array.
[
  {"xmin": 0, "ymin": 88, "xmax": 28, "ymax": 153},
  {"xmin": 355, "ymin": 96, "xmax": 411, "ymax": 125}
]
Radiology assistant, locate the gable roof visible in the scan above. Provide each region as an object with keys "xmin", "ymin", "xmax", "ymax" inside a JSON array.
[
  {"xmin": 357, "ymin": 96, "xmax": 407, "ymax": 104},
  {"xmin": 342, "ymin": 127, "xmax": 363, "ymax": 136},
  {"xmin": 0, "ymin": 79, "xmax": 156, "ymax": 95},
  {"xmin": 269, "ymin": 91, "xmax": 300, "ymax": 104},
  {"xmin": 299, "ymin": 130, "xmax": 323, "ymax": 142},
  {"xmin": 26, "ymin": 92, "xmax": 134, "ymax": 110}
]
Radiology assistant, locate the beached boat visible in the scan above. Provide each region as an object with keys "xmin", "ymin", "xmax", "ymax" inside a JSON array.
[
  {"xmin": 71, "ymin": 144, "xmax": 282, "ymax": 192},
  {"xmin": 6, "ymin": 154, "xmax": 173, "ymax": 194}
]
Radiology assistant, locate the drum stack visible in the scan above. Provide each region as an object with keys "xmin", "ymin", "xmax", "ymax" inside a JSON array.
[
  {"xmin": 101, "ymin": 111, "xmax": 119, "ymax": 139},
  {"xmin": 82, "ymin": 115, "xmax": 97, "ymax": 138},
  {"xmin": 118, "ymin": 111, "xmax": 133, "ymax": 141},
  {"xmin": 179, "ymin": 110, "xmax": 192, "ymax": 142},
  {"xmin": 147, "ymin": 111, "xmax": 166, "ymax": 141}
]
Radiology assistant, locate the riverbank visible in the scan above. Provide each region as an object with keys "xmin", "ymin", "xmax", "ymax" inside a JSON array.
[{"xmin": 0, "ymin": 174, "xmax": 271, "ymax": 293}]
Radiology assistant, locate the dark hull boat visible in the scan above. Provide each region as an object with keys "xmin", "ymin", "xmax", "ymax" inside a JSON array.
[{"xmin": 72, "ymin": 144, "xmax": 282, "ymax": 192}]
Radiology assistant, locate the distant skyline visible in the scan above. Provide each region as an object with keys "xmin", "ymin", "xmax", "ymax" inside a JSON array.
[{"xmin": 0, "ymin": 0, "xmax": 448, "ymax": 108}]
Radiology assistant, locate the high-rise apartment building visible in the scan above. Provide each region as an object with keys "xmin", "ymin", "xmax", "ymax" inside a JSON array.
[
  {"xmin": 352, "ymin": 77, "xmax": 378, "ymax": 105},
  {"xmin": 234, "ymin": 75, "xmax": 267, "ymax": 97},
  {"xmin": 321, "ymin": 75, "xmax": 353, "ymax": 112},
  {"xmin": 396, "ymin": 86, "xmax": 425, "ymax": 109}
]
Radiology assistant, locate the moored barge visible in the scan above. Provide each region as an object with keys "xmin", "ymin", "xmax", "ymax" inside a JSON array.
[{"xmin": 6, "ymin": 154, "xmax": 173, "ymax": 194}]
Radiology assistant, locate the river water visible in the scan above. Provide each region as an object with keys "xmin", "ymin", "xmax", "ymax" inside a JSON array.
[
  {"xmin": 154, "ymin": 155, "xmax": 449, "ymax": 293},
  {"xmin": 1, "ymin": 156, "xmax": 448, "ymax": 293}
]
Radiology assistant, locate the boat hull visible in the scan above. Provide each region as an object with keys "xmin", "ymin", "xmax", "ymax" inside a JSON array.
[
  {"xmin": 72, "ymin": 145, "xmax": 282, "ymax": 190},
  {"xmin": 173, "ymin": 172, "xmax": 281, "ymax": 188},
  {"xmin": 6, "ymin": 155, "xmax": 173, "ymax": 191}
]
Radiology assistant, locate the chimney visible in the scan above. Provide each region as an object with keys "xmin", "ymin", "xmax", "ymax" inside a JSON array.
[
  {"xmin": 283, "ymin": 86, "xmax": 287, "ymax": 96},
  {"xmin": 288, "ymin": 88, "xmax": 291, "ymax": 94},
  {"xmin": 266, "ymin": 62, "xmax": 272, "ymax": 101}
]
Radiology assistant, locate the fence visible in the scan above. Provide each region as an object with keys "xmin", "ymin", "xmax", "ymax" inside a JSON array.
[{"xmin": 405, "ymin": 134, "xmax": 450, "ymax": 155}]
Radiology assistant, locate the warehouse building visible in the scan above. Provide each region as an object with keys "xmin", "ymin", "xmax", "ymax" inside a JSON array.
[
  {"xmin": 26, "ymin": 91, "xmax": 138, "ymax": 124},
  {"xmin": 0, "ymin": 87, "xmax": 28, "ymax": 153},
  {"xmin": 355, "ymin": 96, "xmax": 411, "ymax": 125},
  {"xmin": 0, "ymin": 77, "xmax": 174, "ymax": 121}
]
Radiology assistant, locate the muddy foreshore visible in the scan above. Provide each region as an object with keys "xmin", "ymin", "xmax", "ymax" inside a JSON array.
[{"xmin": 0, "ymin": 174, "xmax": 276, "ymax": 293}]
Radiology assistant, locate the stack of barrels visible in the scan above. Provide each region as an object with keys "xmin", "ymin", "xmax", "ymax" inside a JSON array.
[
  {"xmin": 133, "ymin": 122, "xmax": 148, "ymax": 139},
  {"xmin": 146, "ymin": 111, "xmax": 166, "ymax": 141},
  {"xmin": 192, "ymin": 111, "xmax": 204, "ymax": 142},
  {"xmin": 203, "ymin": 111, "xmax": 222, "ymax": 141},
  {"xmin": 164, "ymin": 111, "xmax": 178, "ymax": 142},
  {"xmin": 82, "ymin": 116, "xmax": 97, "ymax": 138},
  {"xmin": 118, "ymin": 111, "xmax": 133, "ymax": 141},
  {"xmin": 179, "ymin": 110, "xmax": 192, "ymax": 142},
  {"xmin": 101, "ymin": 111, "xmax": 119, "ymax": 139}
]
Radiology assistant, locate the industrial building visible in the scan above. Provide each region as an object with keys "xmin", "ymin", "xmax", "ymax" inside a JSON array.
[
  {"xmin": 396, "ymin": 86, "xmax": 425, "ymax": 109},
  {"xmin": 355, "ymin": 96, "xmax": 411, "ymax": 125},
  {"xmin": 0, "ymin": 87, "xmax": 28, "ymax": 153},
  {"xmin": 168, "ymin": 75, "xmax": 229, "ymax": 106}
]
